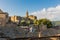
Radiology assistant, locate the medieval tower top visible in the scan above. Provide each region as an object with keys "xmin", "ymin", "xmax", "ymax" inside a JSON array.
[{"xmin": 26, "ymin": 10, "xmax": 29, "ymax": 18}]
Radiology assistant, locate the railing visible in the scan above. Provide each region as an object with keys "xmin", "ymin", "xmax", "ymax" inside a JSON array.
[
  {"xmin": 0, "ymin": 36, "xmax": 60, "ymax": 40},
  {"xmin": 10, "ymin": 36, "xmax": 60, "ymax": 40}
]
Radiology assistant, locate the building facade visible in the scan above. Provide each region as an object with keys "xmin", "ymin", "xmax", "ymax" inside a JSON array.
[
  {"xmin": 10, "ymin": 15, "xmax": 21, "ymax": 23},
  {"xmin": 0, "ymin": 9, "xmax": 9, "ymax": 26}
]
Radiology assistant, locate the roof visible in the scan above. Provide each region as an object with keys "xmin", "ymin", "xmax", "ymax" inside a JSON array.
[
  {"xmin": 0, "ymin": 9, "xmax": 3, "ymax": 13},
  {"xmin": 0, "ymin": 9, "xmax": 8, "ymax": 15}
]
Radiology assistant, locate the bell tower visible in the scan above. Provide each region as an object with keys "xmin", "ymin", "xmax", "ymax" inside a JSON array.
[{"xmin": 26, "ymin": 11, "xmax": 29, "ymax": 18}]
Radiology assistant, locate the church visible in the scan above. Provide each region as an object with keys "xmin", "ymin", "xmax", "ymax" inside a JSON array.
[{"xmin": 25, "ymin": 11, "xmax": 37, "ymax": 20}]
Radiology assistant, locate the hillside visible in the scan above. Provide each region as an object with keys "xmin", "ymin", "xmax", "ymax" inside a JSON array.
[{"xmin": 52, "ymin": 21, "xmax": 60, "ymax": 26}]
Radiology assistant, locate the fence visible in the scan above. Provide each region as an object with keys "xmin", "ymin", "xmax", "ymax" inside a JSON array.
[
  {"xmin": 10, "ymin": 36, "xmax": 60, "ymax": 40},
  {"xmin": 0, "ymin": 36, "xmax": 60, "ymax": 40}
]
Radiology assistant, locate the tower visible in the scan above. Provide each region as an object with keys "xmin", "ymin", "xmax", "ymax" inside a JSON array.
[{"xmin": 26, "ymin": 11, "xmax": 29, "ymax": 18}]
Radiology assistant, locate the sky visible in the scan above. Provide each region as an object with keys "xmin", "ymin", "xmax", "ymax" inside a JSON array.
[{"xmin": 0, "ymin": 0, "xmax": 60, "ymax": 21}]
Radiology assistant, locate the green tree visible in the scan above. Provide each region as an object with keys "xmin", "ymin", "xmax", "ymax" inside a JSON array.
[
  {"xmin": 26, "ymin": 20, "xmax": 30, "ymax": 26},
  {"xmin": 20, "ymin": 20, "xmax": 31, "ymax": 26},
  {"xmin": 34, "ymin": 19, "xmax": 39, "ymax": 25},
  {"xmin": 20, "ymin": 20, "xmax": 26, "ymax": 26},
  {"xmin": 39, "ymin": 19, "xmax": 53, "ymax": 28}
]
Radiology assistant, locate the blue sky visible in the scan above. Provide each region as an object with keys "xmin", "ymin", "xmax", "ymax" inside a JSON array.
[{"xmin": 0, "ymin": 0, "xmax": 60, "ymax": 21}]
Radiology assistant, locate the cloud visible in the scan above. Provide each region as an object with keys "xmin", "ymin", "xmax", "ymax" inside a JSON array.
[{"xmin": 30, "ymin": 5, "xmax": 60, "ymax": 21}]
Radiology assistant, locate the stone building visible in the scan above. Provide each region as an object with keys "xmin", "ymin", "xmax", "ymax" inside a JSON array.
[
  {"xmin": 10, "ymin": 15, "xmax": 21, "ymax": 23},
  {"xmin": 26, "ymin": 11, "xmax": 37, "ymax": 20},
  {"xmin": 0, "ymin": 9, "xmax": 9, "ymax": 26}
]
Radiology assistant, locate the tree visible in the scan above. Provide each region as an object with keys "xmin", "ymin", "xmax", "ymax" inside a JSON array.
[
  {"xmin": 39, "ymin": 19, "xmax": 53, "ymax": 28},
  {"xmin": 20, "ymin": 20, "xmax": 31, "ymax": 26},
  {"xmin": 34, "ymin": 19, "xmax": 39, "ymax": 25},
  {"xmin": 26, "ymin": 20, "xmax": 30, "ymax": 26},
  {"xmin": 20, "ymin": 20, "xmax": 26, "ymax": 26}
]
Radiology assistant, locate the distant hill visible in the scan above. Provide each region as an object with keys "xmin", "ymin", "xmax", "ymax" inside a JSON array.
[{"xmin": 52, "ymin": 21, "xmax": 60, "ymax": 26}]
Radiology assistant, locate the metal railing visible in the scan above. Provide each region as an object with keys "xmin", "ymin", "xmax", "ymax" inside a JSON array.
[{"xmin": 10, "ymin": 36, "xmax": 60, "ymax": 40}]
